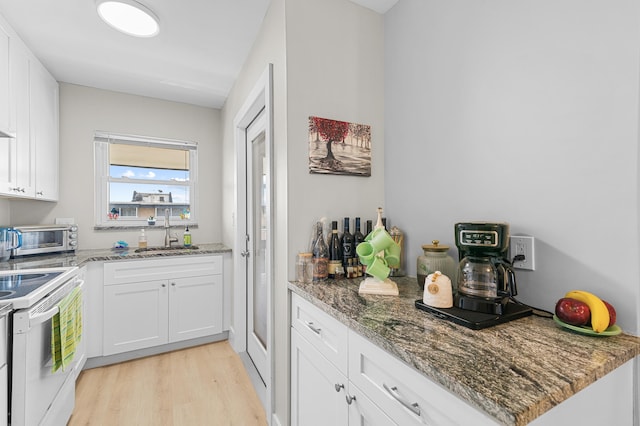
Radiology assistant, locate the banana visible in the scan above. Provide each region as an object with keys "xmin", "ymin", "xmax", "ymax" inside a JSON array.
[{"xmin": 564, "ymin": 290, "xmax": 610, "ymax": 333}]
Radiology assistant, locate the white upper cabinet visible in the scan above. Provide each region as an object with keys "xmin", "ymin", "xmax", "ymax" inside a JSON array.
[
  {"xmin": 9, "ymin": 40, "xmax": 35, "ymax": 197},
  {"xmin": 0, "ymin": 21, "xmax": 11, "ymax": 137},
  {"xmin": 0, "ymin": 12, "xmax": 59, "ymax": 201},
  {"xmin": 31, "ymin": 60, "xmax": 59, "ymax": 201}
]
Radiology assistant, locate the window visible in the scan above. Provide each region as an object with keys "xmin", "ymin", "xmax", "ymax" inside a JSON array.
[{"xmin": 94, "ymin": 132, "xmax": 198, "ymax": 227}]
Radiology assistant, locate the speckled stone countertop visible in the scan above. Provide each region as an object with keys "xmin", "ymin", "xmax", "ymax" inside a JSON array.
[
  {"xmin": 0, "ymin": 243, "xmax": 231, "ymax": 270},
  {"xmin": 288, "ymin": 277, "xmax": 640, "ymax": 426}
]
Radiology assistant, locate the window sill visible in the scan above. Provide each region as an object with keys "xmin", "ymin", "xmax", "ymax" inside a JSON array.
[{"xmin": 94, "ymin": 223, "xmax": 198, "ymax": 231}]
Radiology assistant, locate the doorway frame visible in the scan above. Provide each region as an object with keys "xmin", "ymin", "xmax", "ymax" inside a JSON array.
[{"xmin": 232, "ymin": 63, "xmax": 274, "ymax": 423}]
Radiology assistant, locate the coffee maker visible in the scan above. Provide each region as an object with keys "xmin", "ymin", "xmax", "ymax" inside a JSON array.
[{"xmin": 454, "ymin": 222, "xmax": 530, "ymax": 317}]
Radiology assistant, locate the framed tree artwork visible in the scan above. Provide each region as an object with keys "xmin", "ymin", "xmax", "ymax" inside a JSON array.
[{"xmin": 308, "ymin": 116, "xmax": 371, "ymax": 176}]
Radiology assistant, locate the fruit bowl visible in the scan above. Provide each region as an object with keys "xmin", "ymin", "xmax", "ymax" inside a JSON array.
[{"xmin": 553, "ymin": 315, "xmax": 622, "ymax": 336}]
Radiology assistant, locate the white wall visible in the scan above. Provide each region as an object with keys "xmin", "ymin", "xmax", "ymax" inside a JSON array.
[
  {"xmin": 384, "ymin": 0, "xmax": 640, "ymax": 335},
  {"xmin": 286, "ymin": 0, "xmax": 386, "ymax": 255},
  {"xmin": 221, "ymin": 0, "xmax": 384, "ymax": 423},
  {"xmin": 9, "ymin": 83, "xmax": 222, "ymax": 249},
  {"xmin": 0, "ymin": 199, "xmax": 8, "ymax": 226}
]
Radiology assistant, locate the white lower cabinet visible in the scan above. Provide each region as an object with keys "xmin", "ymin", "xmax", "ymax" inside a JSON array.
[
  {"xmin": 291, "ymin": 293, "xmax": 493, "ymax": 426},
  {"xmin": 291, "ymin": 328, "xmax": 393, "ymax": 426},
  {"xmin": 103, "ymin": 256, "xmax": 223, "ymax": 356},
  {"xmin": 291, "ymin": 292, "xmax": 637, "ymax": 426},
  {"xmin": 104, "ymin": 279, "xmax": 169, "ymax": 355},
  {"xmin": 291, "ymin": 294, "xmax": 397, "ymax": 426},
  {"xmin": 291, "ymin": 329, "xmax": 349, "ymax": 426}
]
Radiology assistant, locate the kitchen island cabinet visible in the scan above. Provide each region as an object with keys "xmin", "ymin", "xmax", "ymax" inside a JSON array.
[{"xmin": 289, "ymin": 277, "xmax": 640, "ymax": 425}]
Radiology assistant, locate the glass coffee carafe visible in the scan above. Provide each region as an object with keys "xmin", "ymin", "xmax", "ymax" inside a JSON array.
[{"xmin": 457, "ymin": 256, "xmax": 498, "ymax": 298}]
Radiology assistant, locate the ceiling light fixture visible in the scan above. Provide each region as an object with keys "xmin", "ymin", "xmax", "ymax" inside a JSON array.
[{"xmin": 96, "ymin": 0, "xmax": 160, "ymax": 38}]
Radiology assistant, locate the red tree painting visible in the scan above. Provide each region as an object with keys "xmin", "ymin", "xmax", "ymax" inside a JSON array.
[{"xmin": 308, "ymin": 116, "xmax": 371, "ymax": 176}]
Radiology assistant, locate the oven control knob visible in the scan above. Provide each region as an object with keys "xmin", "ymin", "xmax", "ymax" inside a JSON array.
[
  {"xmin": 69, "ymin": 233, "xmax": 78, "ymax": 239},
  {"xmin": 70, "ymin": 226, "xmax": 78, "ymax": 232},
  {"xmin": 69, "ymin": 240, "xmax": 77, "ymax": 246}
]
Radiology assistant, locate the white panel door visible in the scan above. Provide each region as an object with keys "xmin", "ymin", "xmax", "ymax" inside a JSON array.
[{"xmin": 246, "ymin": 108, "xmax": 270, "ymax": 384}]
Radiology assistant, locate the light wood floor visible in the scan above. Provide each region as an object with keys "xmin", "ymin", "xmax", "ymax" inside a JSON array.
[{"xmin": 68, "ymin": 341, "xmax": 267, "ymax": 426}]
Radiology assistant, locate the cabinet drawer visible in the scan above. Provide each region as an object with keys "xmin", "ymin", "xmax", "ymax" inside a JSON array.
[
  {"xmin": 291, "ymin": 293, "xmax": 348, "ymax": 374},
  {"xmin": 348, "ymin": 330, "xmax": 496, "ymax": 426},
  {"xmin": 104, "ymin": 255, "xmax": 221, "ymax": 285}
]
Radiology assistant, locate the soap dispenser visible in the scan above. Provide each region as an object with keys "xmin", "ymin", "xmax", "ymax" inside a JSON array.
[
  {"xmin": 138, "ymin": 229, "xmax": 147, "ymax": 249},
  {"xmin": 183, "ymin": 226, "xmax": 192, "ymax": 247}
]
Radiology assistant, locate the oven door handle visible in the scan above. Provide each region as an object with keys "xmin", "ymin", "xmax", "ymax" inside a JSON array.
[
  {"xmin": 30, "ymin": 305, "xmax": 59, "ymax": 326},
  {"xmin": 28, "ymin": 279, "xmax": 84, "ymax": 326}
]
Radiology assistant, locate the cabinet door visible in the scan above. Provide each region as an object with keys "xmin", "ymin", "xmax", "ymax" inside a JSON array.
[
  {"xmin": 103, "ymin": 280, "xmax": 169, "ymax": 356},
  {"xmin": 168, "ymin": 274, "xmax": 223, "ymax": 342},
  {"xmin": 0, "ymin": 22, "xmax": 9, "ymax": 135},
  {"xmin": 11, "ymin": 42, "xmax": 35, "ymax": 197},
  {"xmin": 0, "ymin": 23, "xmax": 14, "ymax": 195},
  {"xmin": 30, "ymin": 60, "xmax": 58, "ymax": 201},
  {"xmin": 291, "ymin": 329, "xmax": 349, "ymax": 426}
]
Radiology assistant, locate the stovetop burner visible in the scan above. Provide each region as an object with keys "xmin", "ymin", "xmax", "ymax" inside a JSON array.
[
  {"xmin": 415, "ymin": 299, "xmax": 532, "ymax": 329},
  {"xmin": 0, "ymin": 272, "xmax": 64, "ymax": 299}
]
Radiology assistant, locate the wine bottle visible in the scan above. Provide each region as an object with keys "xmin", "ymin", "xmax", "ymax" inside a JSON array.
[
  {"xmin": 354, "ymin": 218, "xmax": 365, "ymax": 277},
  {"xmin": 354, "ymin": 217, "xmax": 365, "ymax": 246},
  {"xmin": 312, "ymin": 222, "xmax": 328, "ymax": 281},
  {"xmin": 365, "ymin": 220, "xmax": 373, "ymax": 237},
  {"xmin": 341, "ymin": 217, "xmax": 354, "ymax": 275},
  {"xmin": 327, "ymin": 221, "xmax": 342, "ymax": 279}
]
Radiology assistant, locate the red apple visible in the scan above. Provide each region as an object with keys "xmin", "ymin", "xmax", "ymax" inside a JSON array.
[
  {"xmin": 555, "ymin": 298, "xmax": 591, "ymax": 326},
  {"xmin": 602, "ymin": 300, "xmax": 616, "ymax": 327}
]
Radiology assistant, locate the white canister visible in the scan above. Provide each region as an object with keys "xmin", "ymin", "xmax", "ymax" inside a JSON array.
[{"xmin": 422, "ymin": 271, "xmax": 453, "ymax": 308}]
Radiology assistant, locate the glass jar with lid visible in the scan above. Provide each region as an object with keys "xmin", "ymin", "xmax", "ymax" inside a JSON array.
[
  {"xmin": 296, "ymin": 252, "xmax": 314, "ymax": 284},
  {"xmin": 416, "ymin": 240, "xmax": 457, "ymax": 290}
]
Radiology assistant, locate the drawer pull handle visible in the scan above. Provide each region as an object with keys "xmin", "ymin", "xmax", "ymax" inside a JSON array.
[
  {"xmin": 345, "ymin": 394, "xmax": 356, "ymax": 405},
  {"xmin": 334, "ymin": 383, "xmax": 344, "ymax": 392},
  {"xmin": 305, "ymin": 321, "xmax": 321, "ymax": 335},
  {"xmin": 383, "ymin": 383, "xmax": 421, "ymax": 416}
]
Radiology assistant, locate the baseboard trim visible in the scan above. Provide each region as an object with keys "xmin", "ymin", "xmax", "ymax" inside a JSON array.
[{"xmin": 83, "ymin": 332, "xmax": 229, "ymax": 369}]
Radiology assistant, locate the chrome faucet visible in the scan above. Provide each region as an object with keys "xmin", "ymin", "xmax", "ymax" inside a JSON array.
[{"xmin": 164, "ymin": 208, "xmax": 178, "ymax": 248}]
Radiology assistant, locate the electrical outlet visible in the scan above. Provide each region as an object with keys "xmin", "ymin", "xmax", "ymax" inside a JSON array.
[{"xmin": 509, "ymin": 236, "xmax": 535, "ymax": 271}]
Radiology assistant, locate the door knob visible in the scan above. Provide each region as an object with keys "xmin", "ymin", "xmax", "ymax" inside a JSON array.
[{"xmin": 240, "ymin": 250, "xmax": 250, "ymax": 258}]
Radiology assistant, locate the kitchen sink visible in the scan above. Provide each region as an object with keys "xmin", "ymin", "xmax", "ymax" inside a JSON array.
[{"xmin": 134, "ymin": 245, "xmax": 199, "ymax": 253}]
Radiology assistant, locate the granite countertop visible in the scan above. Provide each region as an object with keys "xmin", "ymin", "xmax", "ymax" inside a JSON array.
[
  {"xmin": 288, "ymin": 276, "xmax": 640, "ymax": 426},
  {"xmin": 0, "ymin": 243, "xmax": 231, "ymax": 270}
]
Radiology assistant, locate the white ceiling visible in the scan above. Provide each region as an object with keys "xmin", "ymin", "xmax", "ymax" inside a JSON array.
[{"xmin": 0, "ymin": 0, "xmax": 397, "ymax": 109}]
